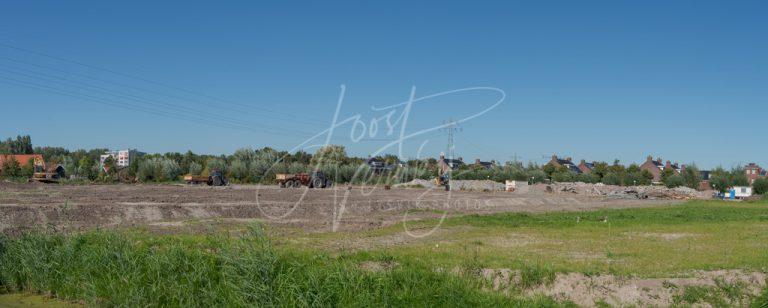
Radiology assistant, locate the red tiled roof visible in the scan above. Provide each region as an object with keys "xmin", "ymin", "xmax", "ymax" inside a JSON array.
[{"xmin": 0, "ymin": 154, "xmax": 44, "ymax": 167}]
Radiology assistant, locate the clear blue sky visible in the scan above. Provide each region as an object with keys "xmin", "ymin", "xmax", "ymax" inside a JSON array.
[{"xmin": 1, "ymin": 1, "xmax": 766, "ymax": 169}]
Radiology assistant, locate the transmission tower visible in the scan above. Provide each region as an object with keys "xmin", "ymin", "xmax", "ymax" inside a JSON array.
[{"xmin": 442, "ymin": 118, "xmax": 462, "ymax": 162}]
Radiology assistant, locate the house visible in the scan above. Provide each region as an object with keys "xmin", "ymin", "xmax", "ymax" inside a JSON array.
[
  {"xmin": 472, "ymin": 159, "xmax": 496, "ymax": 169},
  {"xmin": 578, "ymin": 160, "xmax": 596, "ymax": 174},
  {"xmin": 0, "ymin": 154, "xmax": 45, "ymax": 173},
  {"xmin": 745, "ymin": 163, "xmax": 765, "ymax": 185},
  {"xmin": 546, "ymin": 155, "xmax": 581, "ymax": 174},
  {"xmin": 639, "ymin": 156, "xmax": 680, "ymax": 183},
  {"xmin": 438, "ymin": 154, "xmax": 464, "ymax": 175}
]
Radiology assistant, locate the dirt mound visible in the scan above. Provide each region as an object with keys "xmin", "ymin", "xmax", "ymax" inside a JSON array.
[{"xmin": 480, "ymin": 269, "xmax": 766, "ymax": 306}]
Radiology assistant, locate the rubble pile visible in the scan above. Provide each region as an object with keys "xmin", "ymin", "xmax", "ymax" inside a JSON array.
[
  {"xmin": 395, "ymin": 180, "xmax": 713, "ymax": 199},
  {"xmin": 449, "ymin": 180, "xmax": 506, "ymax": 192},
  {"xmin": 394, "ymin": 179, "xmax": 505, "ymax": 191},
  {"xmin": 531, "ymin": 182, "xmax": 712, "ymax": 200}
]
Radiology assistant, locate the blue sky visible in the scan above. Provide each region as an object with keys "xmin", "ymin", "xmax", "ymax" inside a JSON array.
[{"xmin": 0, "ymin": 1, "xmax": 766, "ymax": 169}]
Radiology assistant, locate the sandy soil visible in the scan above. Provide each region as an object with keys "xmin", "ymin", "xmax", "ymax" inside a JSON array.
[
  {"xmin": 0, "ymin": 182, "xmax": 679, "ymax": 235},
  {"xmin": 479, "ymin": 268, "xmax": 767, "ymax": 307}
]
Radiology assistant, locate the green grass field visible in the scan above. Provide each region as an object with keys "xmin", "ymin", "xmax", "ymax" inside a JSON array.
[{"xmin": 1, "ymin": 199, "xmax": 767, "ymax": 307}]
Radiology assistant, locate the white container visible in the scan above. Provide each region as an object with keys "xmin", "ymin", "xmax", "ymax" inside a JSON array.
[{"xmin": 505, "ymin": 180, "xmax": 529, "ymax": 193}]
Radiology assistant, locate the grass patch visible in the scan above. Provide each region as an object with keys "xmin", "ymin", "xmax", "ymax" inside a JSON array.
[
  {"xmin": 0, "ymin": 293, "xmax": 78, "ymax": 307},
  {"xmin": 287, "ymin": 200, "xmax": 768, "ymax": 277},
  {"xmin": 519, "ymin": 263, "xmax": 556, "ymax": 289},
  {"xmin": 0, "ymin": 225, "xmax": 568, "ymax": 307},
  {"xmin": 671, "ymin": 281, "xmax": 755, "ymax": 307}
]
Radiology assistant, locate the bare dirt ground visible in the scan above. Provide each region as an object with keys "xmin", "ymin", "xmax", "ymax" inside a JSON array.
[{"xmin": 0, "ymin": 182, "xmax": 679, "ymax": 235}]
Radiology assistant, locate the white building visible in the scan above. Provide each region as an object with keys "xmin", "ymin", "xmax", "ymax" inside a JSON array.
[{"xmin": 100, "ymin": 149, "xmax": 139, "ymax": 170}]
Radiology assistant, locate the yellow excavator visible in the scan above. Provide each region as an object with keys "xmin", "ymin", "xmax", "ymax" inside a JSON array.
[{"xmin": 31, "ymin": 157, "xmax": 65, "ymax": 183}]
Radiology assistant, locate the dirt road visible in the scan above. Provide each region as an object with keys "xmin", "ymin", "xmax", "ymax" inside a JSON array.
[{"xmin": 0, "ymin": 182, "xmax": 679, "ymax": 235}]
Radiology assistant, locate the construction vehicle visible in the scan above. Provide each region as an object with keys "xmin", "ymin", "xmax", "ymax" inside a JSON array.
[
  {"xmin": 31, "ymin": 157, "xmax": 65, "ymax": 184},
  {"xmin": 276, "ymin": 171, "xmax": 332, "ymax": 188},
  {"xmin": 184, "ymin": 169, "xmax": 227, "ymax": 186}
]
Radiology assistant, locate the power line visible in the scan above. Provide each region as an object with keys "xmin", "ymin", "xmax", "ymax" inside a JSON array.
[
  {"xmin": 0, "ymin": 64, "xmax": 316, "ymax": 136},
  {"xmin": 0, "ymin": 75, "xmax": 311, "ymax": 138},
  {"xmin": 0, "ymin": 42, "xmax": 329, "ymax": 125},
  {"xmin": 0, "ymin": 56, "xmax": 329, "ymax": 127}
]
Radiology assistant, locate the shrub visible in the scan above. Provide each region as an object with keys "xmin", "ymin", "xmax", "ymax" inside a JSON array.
[
  {"xmin": 188, "ymin": 162, "xmax": 202, "ymax": 175},
  {"xmin": 160, "ymin": 159, "xmax": 182, "ymax": 181},
  {"xmin": 601, "ymin": 172, "xmax": 623, "ymax": 185},
  {"xmin": 753, "ymin": 177, "xmax": 768, "ymax": 195},
  {"xmin": 663, "ymin": 174, "xmax": 686, "ymax": 188},
  {"xmin": 551, "ymin": 171, "xmax": 577, "ymax": 183},
  {"xmin": 205, "ymin": 158, "xmax": 227, "ymax": 175},
  {"xmin": 229, "ymin": 159, "xmax": 249, "ymax": 182},
  {"xmin": 1, "ymin": 157, "xmax": 21, "ymax": 178},
  {"xmin": 137, "ymin": 158, "xmax": 161, "ymax": 182}
]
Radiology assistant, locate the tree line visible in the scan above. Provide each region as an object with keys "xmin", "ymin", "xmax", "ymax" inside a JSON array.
[{"xmin": 1, "ymin": 135, "xmax": 766, "ymax": 194}]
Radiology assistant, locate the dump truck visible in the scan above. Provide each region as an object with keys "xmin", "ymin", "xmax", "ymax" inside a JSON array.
[
  {"xmin": 184, "ymin": 169, "xmax": 227, "ymax": 186},
  {"xmin": 276, "ymin": 171, "xmax": 332, "ymax": 188}
]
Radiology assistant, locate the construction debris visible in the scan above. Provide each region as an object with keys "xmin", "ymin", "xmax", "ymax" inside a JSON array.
[
  {"xmin": 395, "ymin": 180, "xmax": 713, "ymax": 199},
  {"xmin": 530, "ymin": 182, "xmax": 712, "ymax": 200}
]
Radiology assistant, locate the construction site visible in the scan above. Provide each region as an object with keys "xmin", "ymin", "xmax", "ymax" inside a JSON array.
[{"xmin": 0, "ymin": 180, "xmax": 699, "ymax": 235}]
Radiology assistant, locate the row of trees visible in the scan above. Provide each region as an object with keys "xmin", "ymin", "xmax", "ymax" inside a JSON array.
[
  {"xmin": 0, "ymin": 135, "xmax": 34, "ymax": 155},
  {"xmin": 2, "ymin": 135, "xmax": 767, "ymax": 195}
]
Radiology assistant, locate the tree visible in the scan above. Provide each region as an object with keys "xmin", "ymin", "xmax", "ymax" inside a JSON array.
[
  {"xmin": 188, "ymin": 161, "xmax": 203, "ymax": 175},
  {"xmin": 103, "ymin": 156, "xmax": 117, "ymax": 176},
  {"xmin": 160, "ymin": 159, "xmax": 182, "ymax": 181},
  {"xmin": 680, "ymin": 164, "xmax": 701, "ymax": 189},
  {"xmin": 542, "ymin": 164, "xmax": 557, "ymax": 179},
  {"xmin": 753, "ymin": 177, "xmax": 768, "ymax": 195},
  {"xmin": 232, "ymin": 148, "xmax": 256, "ymax": 163},
  {"xmin": 592, "ymin": 162, "xmax": 610, "ymax": 179},
  {"xmin": 229, "ymin": 159, "xmax": 249, "ymax": 182},
  {"xmin": 601, "ymin": 172, "xmax": 623, "ymax": 185},
  {"xmin": 137, "ymin": 158, "xmax": 159, "ymax": 182},
  {"xmin": 662, "ymin": 174, "xmax": 685, "ymax": 188},
  {"xmin": 709, "ymin": 167, "xmax": 730, "ymax": 193},
  {"xmin": 311, "ymin": 145, "xmax": 348, "ymax": 166},
  {"xmin": 77, "ymin": 157, "xmax": 96, "ymax": 180},
  {"xmin": 1, "ymin": 157, "xmax": 21, "ymax": 178},
  {"xmin": 0, "ymin": 135, "xmax": 33, "ymax": 154},
  {"xmin": 729, "ymin": 167, "xmax": 749, "ymax": 187},
  {"xmin": 205, "ymin": 158, "xmax": 227, "ymax": 175}
]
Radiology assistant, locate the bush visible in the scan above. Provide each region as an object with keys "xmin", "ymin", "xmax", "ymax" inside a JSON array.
[
  {"xmin": 188, "ymin": 162, "xmax": 202, "ymax": 175},
  {"xmin": 205, "ymin": 158, "xmax": 227, "ymax": 175},
  {"xmin": 229, "ymin": 159, "xmax": 249, "ymax": 182},
  {"xmin": 1, "ymin": 157, "xmax": 21, "ymax": 178},
  {"xmin": 160, "ymin": 159, "xmax": 182, "ymax": 181},
  {"xmin": 551, "ymin": 171, "xmax": 577, "ymax": 183},
  {"xmin": 753, "ymin": 177, "xmax": 768, "ymax": 195},
  {"xmin": 663, "ymin": 174, "xmax": 686, "ymax": 188},
  {"xmin": 601, "ymin": 172, "xmax": 623, "ymax": 185},
  {"xmin": 137, "ymin": 158, "xmax": 161, "ymax": 182}
]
